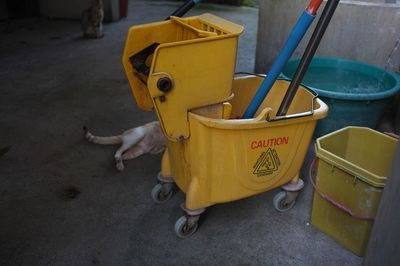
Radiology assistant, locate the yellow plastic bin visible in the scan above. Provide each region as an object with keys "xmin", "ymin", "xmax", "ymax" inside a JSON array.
[
  {"xmin": 160, "ymin": 76, "xmax": 327, "ymax": 237},
  {"xmin": 311, "ymin": 127, "xmax": 398, "ymax": 256}
]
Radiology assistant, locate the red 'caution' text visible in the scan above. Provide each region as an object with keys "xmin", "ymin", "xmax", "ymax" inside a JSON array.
[{"xmin": 251, "ymin": 137, "xmax": 289, "ymax": 149}]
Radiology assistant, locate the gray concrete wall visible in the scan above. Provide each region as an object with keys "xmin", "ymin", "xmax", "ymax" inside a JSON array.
[
  {"xmin": 39, "ymin": 0, "xmax": 120, "ymax": 21},
  {"xmin": 255, "ymin": 0, "xmax": 400, "ymax": 73}
]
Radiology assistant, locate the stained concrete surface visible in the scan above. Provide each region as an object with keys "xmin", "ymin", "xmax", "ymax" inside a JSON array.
[{"xmin": 0, "ymin": 1, "xmax": 362, "ymax": 265}]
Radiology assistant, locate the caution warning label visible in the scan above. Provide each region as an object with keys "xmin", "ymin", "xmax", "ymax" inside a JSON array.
[{"xmin": 253, "ymin": 148, "xmax": 281, "ymax": 176}]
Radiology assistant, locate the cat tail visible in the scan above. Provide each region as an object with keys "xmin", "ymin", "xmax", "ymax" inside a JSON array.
[{"xmin": 83, "ymin": 126, "xmax": 122, "ymax": 145}]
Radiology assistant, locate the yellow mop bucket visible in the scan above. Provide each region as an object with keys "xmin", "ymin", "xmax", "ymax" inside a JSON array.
[
  {"xmin": 122, "ymin": 14, "xmax": 328, "ymax": 237},
  {"xmin": 158, "ymin": 76, "xmax": 328, "ymax": 237}
]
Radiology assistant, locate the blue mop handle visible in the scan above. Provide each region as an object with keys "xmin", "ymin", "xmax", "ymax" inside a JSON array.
[{"xmin": 242, "ymin": 10, "xmax": 315, "ymax": 119}]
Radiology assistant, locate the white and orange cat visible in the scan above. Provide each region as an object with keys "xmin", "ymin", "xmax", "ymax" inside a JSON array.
[{"xmin": 84, "ymin": 121, "xmax": 166, "ymax": 171}]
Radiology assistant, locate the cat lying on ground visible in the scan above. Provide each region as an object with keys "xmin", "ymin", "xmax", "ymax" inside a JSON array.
[{"xmin": 84, "ymin": 121, "xmax": 166, "ymax": 171}]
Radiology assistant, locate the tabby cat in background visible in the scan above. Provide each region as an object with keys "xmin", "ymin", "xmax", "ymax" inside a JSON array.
[{"xmin": 81, "ymin": 0, "xmax": 104, "ymax": 39}]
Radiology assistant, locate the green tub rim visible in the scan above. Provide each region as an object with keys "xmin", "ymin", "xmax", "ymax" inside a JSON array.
[{"xmin": 282, "ymin": 57, "xmax": 400, "ymax": 101}]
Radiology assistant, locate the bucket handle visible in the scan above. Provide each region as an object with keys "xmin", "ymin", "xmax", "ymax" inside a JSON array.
[
  {"xmin": 233, "ymin": 75, "xmax": 318, "ymax": 122},
  {"xmin": 309, "ymin": 158, "xmax": 376, "ymax": 221},
  {"xmin": 268, "ymin": 83, "xmax": 318, "ymax": 122}
]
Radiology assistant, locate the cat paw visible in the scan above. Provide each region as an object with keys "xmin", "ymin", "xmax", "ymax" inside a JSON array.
[
  {"xmin": 115, "ymin": 158, "xmax": 124, "ymax": 172},
  {"xmin": 116, "ymin": 163, "xmax": 124, "ymax": 172}
]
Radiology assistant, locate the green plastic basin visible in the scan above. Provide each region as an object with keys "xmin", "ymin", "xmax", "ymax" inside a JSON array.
[{"xmin": 282, "ymin": 57, "xmax": 400, "ymax": 137}]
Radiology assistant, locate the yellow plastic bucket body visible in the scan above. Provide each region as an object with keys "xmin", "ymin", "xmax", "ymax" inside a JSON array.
[
  {"xmin": 312, "ymin": 127, "xmax": 398, "ymax": 256},
  {"xmin": 164, "ymin": 77, "xmax": 328, "ymax": 210},
  {"xmin": 122, "ymin": 14, "xmax": 244, "ymax": 141}
]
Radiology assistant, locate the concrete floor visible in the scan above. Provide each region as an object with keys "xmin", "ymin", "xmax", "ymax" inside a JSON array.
[{"xmin": 0, "ymin": 1, "xmax": 362, "ymax": 265}]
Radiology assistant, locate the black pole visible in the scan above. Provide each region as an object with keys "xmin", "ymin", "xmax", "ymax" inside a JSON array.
[
  {"xmin": 277, "ymin": 0, "xmax": 340, "ymax": 116},
  {"xmin": 168, "ymin": 0, "xmax": 197, "ymax": 19}
]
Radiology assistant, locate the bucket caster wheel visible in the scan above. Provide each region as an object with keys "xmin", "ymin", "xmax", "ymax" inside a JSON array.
[
  {"xmin": 174, "ymin": 215, "xmax": 199, "ymax": 238},
  {"xmin": 151, "ymin": 182, "xmax": 175, "ymax": 204},
  {"xmin": 273, "ymin": 190, "xmax": 298, "ymax": 212}
]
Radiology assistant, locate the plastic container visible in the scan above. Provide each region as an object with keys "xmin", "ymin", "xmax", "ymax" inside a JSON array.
[
  {"xmin": 123, "ymin": 14, "xmax": 329, "ymax": 237},
  {"xmin": 282, "ymin": 57, "xmax": 400, "ymax": 137},
  {"xmin": 161, "ymin": 76, "xmax": 328, "ymax": 209},
  {"xmin": 312, "ymin": 127, "xmax": 398, "ymax": 256},
  {"xmin": 122, "ymin": 13, "xmax": 244, "ymax": 140}
]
